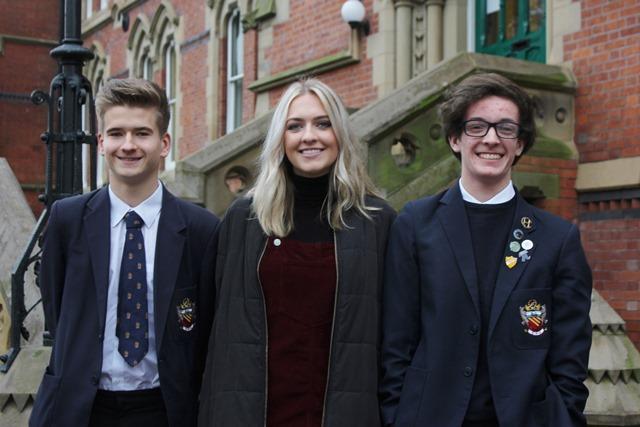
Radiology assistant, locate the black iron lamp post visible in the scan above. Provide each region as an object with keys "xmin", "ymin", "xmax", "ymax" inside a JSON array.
[{"xmin": 0, "ymin": 0, "xmax": 97, "ymax": 372}]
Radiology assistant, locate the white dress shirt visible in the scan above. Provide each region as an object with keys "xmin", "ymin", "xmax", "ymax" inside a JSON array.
[
  {"xmin": 99, "ymin": 184, "xmax": 163, "ymax": 390},
  {"xmin": 459, "ymin": 179, "xmax": 516, "ymax": 204}
]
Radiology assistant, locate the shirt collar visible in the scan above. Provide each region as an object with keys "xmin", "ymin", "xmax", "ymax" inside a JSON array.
[
  {"xmin": 458, "ymin": 179, "xmax": 515, "ymax": 204},
  {"xmin": 109, "ymin": 183, "xmax": 163, "ymax": 228}
]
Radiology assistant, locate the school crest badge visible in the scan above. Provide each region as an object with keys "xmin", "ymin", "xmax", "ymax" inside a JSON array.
[
  {"xmin": 177, "ymin": 298, "xmax": 196, "ymax": 332},
  {"xmin": 519, "ymin": 299, "xmax": 547, "ymax": 336}
]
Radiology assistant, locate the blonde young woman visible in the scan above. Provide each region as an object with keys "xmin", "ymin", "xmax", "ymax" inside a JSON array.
[{"xmin": 198, "ymin": 79, "xmax": 395, "ymax": 427}]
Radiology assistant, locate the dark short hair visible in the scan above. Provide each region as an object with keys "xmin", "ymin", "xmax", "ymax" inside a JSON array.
[
  {"xmin": 95, "ymin": 78, "xmax": 170, "ymax": 133},
  {"xmin": 438, "ymin": 73, "xmax": 536, "ymax": 164}
]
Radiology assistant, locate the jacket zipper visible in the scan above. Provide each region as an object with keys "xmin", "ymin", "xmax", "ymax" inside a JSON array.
[
  {"xmin": 320, "ymin": 232, "xmax": 340, "ymax": 427},
  {"xmin": 256, "ymin": 237, "xmax": 269, "ymax": 427}
]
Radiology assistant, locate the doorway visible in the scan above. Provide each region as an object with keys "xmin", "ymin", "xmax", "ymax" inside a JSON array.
[{"xmin": 475, "ymin": 0, "xmax": 545, "ymax": 63}]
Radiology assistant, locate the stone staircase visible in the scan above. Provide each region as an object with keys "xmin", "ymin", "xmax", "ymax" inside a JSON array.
[
  {"xmin": 168, "ymin": 52, "xmax": 577, "ymax": 215},
  {"xmin": 586, "ymin": 290, "xmax": 640, "ymax": 425}
]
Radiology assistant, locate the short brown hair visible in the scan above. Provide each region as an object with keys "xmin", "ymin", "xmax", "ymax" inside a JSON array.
[
  {"xmin": 95, "ymin": 78, "xmax": 170, "ymax": 133},
  {"xmin": 438, "ymin": 73, "xmax": 536, "ymax": 164}
]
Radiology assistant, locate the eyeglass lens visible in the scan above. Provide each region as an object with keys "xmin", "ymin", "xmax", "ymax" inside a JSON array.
[{"xmin": 464, "ymin": 120, "xmax": 520, "ymax": 138}]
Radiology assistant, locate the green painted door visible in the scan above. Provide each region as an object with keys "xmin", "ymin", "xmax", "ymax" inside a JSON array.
[{"xmin": 476, "ymin": 0, "xmax": 545, "ymax": 63}]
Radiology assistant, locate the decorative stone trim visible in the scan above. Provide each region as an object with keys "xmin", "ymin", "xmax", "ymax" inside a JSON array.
[
  {"xmin": 578, "ymin": 188, "xmax": 640, "ymax": 221},
  {"xmin": 0, "ymin": 35, "xmax": 57, "ymax": 56},
  {"xmin": 248, "ymin": 49, "xmax": 359, "ymax": 93},
  {"xmin": 242, "ymin": 0, "xmax": 276, "ymax": 30},
  {"xmin": 180, "ymin": 30, "xmax": 210, "ymax": 52},
  {"xmin": 81, "ymin": 0, "xmax": 148, "ymax": 37},
  {"xmin": 576, "ymin": 157, "xmax": 640, "ymax": 192},
  {"xmin": 584, "ymin": 293, "xmax": 640, "ymax": 425},
  {"xmin": 81, "ymin": 8, "xmax": 112, "ymax": 36},
  {"xmin": 588, "ymin": 291, "xmax": 640, "ymax": 386},
  {"xmin": 117, "ymin": 0, "xmax": 148, "ymax": 15}
]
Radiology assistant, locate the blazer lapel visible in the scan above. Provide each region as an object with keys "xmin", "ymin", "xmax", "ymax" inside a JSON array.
[
  {"xmin": 436, "ymin": 185, "xmax": 481, "ymax": 317},
  {"xmin": 84, "ymin": 187, "xmax": 111, "ymax": 333},
  {"xmin": 154, "ymin": 189, "xmax": 186, "ymax": 354},
  {"xmin": 488, "ymin": 194, "xmax": 538, "ymax": 341}
]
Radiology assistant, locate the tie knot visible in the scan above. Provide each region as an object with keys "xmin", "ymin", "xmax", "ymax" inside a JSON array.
[{"xmin": 124, "ymin": 211, "xmax": 144, "ymax": 229}]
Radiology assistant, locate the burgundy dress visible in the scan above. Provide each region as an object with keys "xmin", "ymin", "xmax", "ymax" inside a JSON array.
[{"xmin": 258, "ymin": 172, "xmax": 336, "ymax": 427}]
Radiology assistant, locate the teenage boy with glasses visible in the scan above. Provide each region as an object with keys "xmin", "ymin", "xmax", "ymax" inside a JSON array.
[{"xmin": 380, "ymin": 73, "xmax": 592, "ymax": 427}]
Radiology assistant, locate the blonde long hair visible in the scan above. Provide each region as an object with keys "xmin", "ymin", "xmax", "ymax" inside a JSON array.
[{"xmin": 250, "ymin": 78, "xmax": 380, "ymax": 237}]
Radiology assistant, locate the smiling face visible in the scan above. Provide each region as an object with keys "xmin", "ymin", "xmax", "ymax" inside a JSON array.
[
  {"xmin": 448, "ymin": 96, "xmax": 524, "ymax": 198},
  {"xmin": 283, "ymin": 93, "xmax": 339, "ymax": 178},
  {"xmin": 98, "ymin": 105, "xmax": 170, "ymax": 194}
]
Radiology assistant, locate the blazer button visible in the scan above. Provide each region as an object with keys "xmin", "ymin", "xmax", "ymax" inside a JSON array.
[
  {"xmin": 469, "ymin": 325, "xmax": 478, "ymax": 335},
  {"xmin": 463, "ymin": 367, "xmax": 473, "ymax": 377}
]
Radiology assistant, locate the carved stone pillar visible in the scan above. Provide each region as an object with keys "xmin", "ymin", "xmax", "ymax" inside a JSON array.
[
  {"xmin": 426, "ymin": 0, "xmax": 444, "ymax": 68},
  {"xmin": 412, "ymin": 3, "xmax": 427, "ymax": 77},
  {"xmin": 394, "ymin": 0, "xmax": 415, "ymax": 86}
]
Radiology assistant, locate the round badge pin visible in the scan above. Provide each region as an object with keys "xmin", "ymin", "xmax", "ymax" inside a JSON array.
[
  {"xmin": 509, "ymin": 241, "xmax": 521, "ymax": 252},
  {"xmin": 521, "ymin": 217, "xmax": 533, "ymax": 229},
  {"xmin": 522, "ymin": 239, "xmax": 534, "ymax": 250},
  {"xmin": 273, "ymin": 238, "xmax": 282, "ymax": 247},
  {"xmin": 513, "ymin": 229, "xmax": 524, "ymax": 240}
]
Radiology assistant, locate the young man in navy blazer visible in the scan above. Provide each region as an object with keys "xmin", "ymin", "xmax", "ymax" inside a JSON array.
[
  {"xmin": 380, "ymin": 73, "xmax": 592, "ymax": 427},
  {"xmin": 30, "ymin": 78, "xmax": 219, "ymax": 427}
]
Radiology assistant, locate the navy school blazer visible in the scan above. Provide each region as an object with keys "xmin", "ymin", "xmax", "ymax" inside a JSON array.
[
  {"xmin": 380, "ymin": 184, "xmax": 592, "ymax": 427},
  {"xmin": 30, "ymin": 186, "xmax": 219, "ymax": 427}
]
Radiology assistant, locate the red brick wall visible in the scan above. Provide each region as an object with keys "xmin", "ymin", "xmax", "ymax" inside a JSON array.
[
  {"xmin": 0, "ymin": 0, "xmax": 59, "ymax": 38},
  {"xmin": 514, "ymin": 157, "xmax": 579, "ymax": 221},
  {"xmin": 243, "ymin": 28, "xmax": 258, "ymax": 123},
  {"xmin": 264, "ymin": 0, "xmax": 377, "ymax": 110},
  {"xmin": 0, "ymin": 0, "xmax": 59, "ymax": 216},
  {"xmin": 564, "ymin": 0, "xmax": 640, "ymax": 163},
  {"xmin": 84, "ymin": 0, "xmax": 211, "ymax": 158},
  {"xmin": 175, "ymin": 0, "xmax": 208, "ymax": 157},
  {"xmin": 564, "ymin": 0, "xmax": 640, "ymax": 349},
  {"xmin": 581, "ymin": 218, "xmax": 640, "ymax": 345}
]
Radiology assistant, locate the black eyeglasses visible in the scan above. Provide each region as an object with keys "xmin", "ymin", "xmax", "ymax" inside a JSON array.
[{"xmin": 462, "ymin": 119, "xmax": 522, "ymax": 139}]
